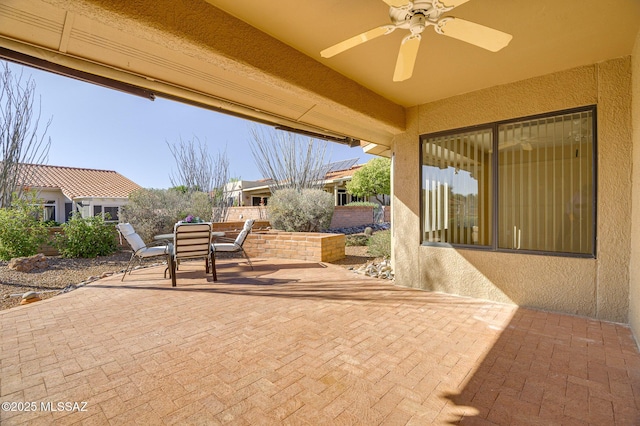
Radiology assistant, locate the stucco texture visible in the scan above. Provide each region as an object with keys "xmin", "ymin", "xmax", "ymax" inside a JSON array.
[
  {"xmin": 630, "ymin": 31, "xmax": 640, "ymax": 343},
  {"xmin": 393, "ymin": 57, "xmax": 633, "ymax": 322}
]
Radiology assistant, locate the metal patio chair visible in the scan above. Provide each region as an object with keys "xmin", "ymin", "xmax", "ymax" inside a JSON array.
[
  {"xmin": 212, "ymin": 219, "xmax": 255, "ymax": 270},
  {"xmin": 170, "ymin": 222, "xmax": 216, "ymax": 286},
  {"xmin": 116, "ymin": 223, "xmax": 171, "ymax": 281}
]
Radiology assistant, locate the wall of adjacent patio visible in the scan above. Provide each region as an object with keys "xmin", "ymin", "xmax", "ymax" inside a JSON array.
[
  {"xmin": 226, "ymin": 205, "xmax": 390, "ymax": 229},
  {"xmin": 393, "ymin": 57, "xmax": 633, "ymax": 323}
]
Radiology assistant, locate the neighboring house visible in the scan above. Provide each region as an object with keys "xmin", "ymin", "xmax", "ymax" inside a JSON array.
[
  {"xmin": 224, "ymin": 159, "xmax": 389, "ymax": 207},
  {"xmin": 17, "ymin": 163, "xmax": 142, "ymax": 223}
]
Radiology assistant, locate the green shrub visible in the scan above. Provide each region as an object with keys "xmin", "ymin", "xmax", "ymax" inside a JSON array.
[
  {"xmin": 121, "ymin": 188, "xmax": 214, "ymax": 242},
  {"xmin": 0, "ymin": 197, "xmax": 48, "ymax": 261},
  {"xmin": 54, "ymin": 215, "xmax": 117, "ymax": 258},
  {"xmin": 268, "ymin": 188, "xmax": 334, "ymax": 232},
  {"xmin": 367, "ymin": 230, "xmax": 390, "ymax": 258},
  {"xmin": 344, "ymin": 201, "xmax": 378, "ymax": 207},
  {"xmin": 346, "ymin": 234, "xmax": 369, "ymax": 246}
]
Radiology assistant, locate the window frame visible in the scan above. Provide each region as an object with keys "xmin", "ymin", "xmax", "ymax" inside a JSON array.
[
  {"xmin": 93, "ymin": 204, "xmax": 120, "ymax": 222},
  {"xmin": 420, "ymin": 105, "xmax": 597, "ymax": 258}
]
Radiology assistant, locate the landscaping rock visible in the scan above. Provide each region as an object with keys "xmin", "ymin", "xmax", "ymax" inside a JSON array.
[
  {"xmin": 8, "ymin": 254, "xmax": 48, "ymax": 272},
  {"xmin": 20, "ymin": 291, "xmax": 41, "ymax": 304},
  {"xmin": 353, "ymin": 258, "xmax": 394, "ymax": 280}
]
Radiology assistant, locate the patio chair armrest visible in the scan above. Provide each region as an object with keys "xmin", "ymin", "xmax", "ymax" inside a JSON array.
[
  {"xmin": 214, "ymin": 237, "xmax": 236, "ymax": 244},
  {"xmin": 147, "ymin": 239, "xmax": 170, "ymax": 248},
  {"xmin": 133, "ymin": 241, "xmax": 172, "ymax": 256}
]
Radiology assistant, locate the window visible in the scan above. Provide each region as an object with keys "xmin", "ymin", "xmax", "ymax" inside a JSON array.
[
  {"xmin": 43, "ymin": 200, "xmax": 56, "ymax": 222},
  {"xmin": 421, "ymin": 107, "xmax": 595, "ymax": 256},
  {"xmin": 337, "ymin": 189, "xmax": 366, "ymax": 206},
  {"xmin": 252, "ymin": 196, "xmax": 268, "ymax": 206},
  {"xmin": 103, "ymin": 207, "xmax": 119, "ymax": 221},
  {"xmin": 65, "ymin": 202, "xmax": 73, "ymax": 222},
  {"xmin": 93, "ymin": 205, "xmax": 119, "ymax": 221},
  {"xmin": 337, "ymin": 189, "xmax": 348, "ymax": 206}
]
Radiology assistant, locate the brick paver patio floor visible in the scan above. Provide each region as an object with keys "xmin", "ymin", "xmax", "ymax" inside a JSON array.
[{"xmin": 1, "ymin": 258, "xmax": 639, "ymax": 425}]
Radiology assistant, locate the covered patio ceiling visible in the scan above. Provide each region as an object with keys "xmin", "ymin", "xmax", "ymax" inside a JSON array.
[{"xmin": 0, "ymin": 0, "xmax": 638, "ymax": 155}]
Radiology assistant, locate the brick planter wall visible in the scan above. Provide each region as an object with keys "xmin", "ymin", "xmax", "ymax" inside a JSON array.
[
  {"xmin": 39, "ymin": 227, "xmax": 62, "ymax": 256},
  {"xmin": 241, "ymin": 231, "xmax": 345, "ymax": 263}
]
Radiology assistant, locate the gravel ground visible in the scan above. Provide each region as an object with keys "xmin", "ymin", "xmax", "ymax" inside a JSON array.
[
  {"xmin": 0, "ymin": 246, "xmax": 377, "ymax": 311},
  {"xmin": 0, "ymin": 250, "xmax": 160, "ymax": 311}
]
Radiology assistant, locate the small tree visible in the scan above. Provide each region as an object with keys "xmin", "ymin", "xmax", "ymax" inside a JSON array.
[
  {"xmin": 121, "ymin": 188, "xmax": 180, "ymax": 242},
  {"xmin": 0, "ymin": 62, "xmax": 52, "ymax": 208},
  {"xmin": 250, "ymin": 127, "xmax": 334, "ymax": 231},
  {"xmin": 167, "ymin": 136, "xmax": 231, "ymax": 222},
  {"xmin": 121, "ymin": 188, "xmax": 215, "ymax": 242},
  {"xmin": 248, "ymin": 126, "xmax": 327, "ymax": 192},
  {"xmin": 346, "ymin": 157, "xmax": 391, "ymax": 204}
]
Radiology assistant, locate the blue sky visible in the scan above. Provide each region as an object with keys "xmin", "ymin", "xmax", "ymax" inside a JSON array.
[{"xmin": 3, "ymin": 60, "xmax": 372, "ymax": 189}]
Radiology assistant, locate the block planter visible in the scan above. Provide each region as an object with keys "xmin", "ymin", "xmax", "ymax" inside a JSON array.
[{"xmin": 241, "ymin": 231, "xmax": 345, "ymax": 263}]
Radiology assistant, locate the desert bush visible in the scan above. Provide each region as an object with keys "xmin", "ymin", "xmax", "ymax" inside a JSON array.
[
  {"xmin": 345, "ymin": 234, "xmax": 369, "ymax": 246},
  {"xmin": 0, "ymin": 195, "xmax": 48, "ymax": 260},
  {"xmin": 367, "ymin": 230, "xmax": 390, "ymax": 258},
  {"xmin": 120, "ymin": 188, "xmax": 214, "ymax": 242},
  {"xmin": 268, "ymin": 188, "xmax": 334, "ymax": 232},
  {"xmin": 344, "ymin": 201, "xmax": 378, "ymax": 207},
  {"xmin": 54, "ymin": 215, "xmax": 117, "ymax": 258}
]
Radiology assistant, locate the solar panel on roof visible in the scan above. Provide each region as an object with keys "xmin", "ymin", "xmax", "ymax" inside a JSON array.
[{"xmin": 316, "ymin": 158, "xmax": 359, "ymax": 176}]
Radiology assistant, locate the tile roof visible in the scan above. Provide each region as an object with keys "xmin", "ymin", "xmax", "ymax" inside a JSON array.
[{"xmin": 18, "ymin": 163, "xmax": 142, "ymax": 200}]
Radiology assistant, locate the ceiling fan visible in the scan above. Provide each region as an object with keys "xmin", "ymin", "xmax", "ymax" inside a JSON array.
[{"xmin": 320, "ymin": 0, "xmax": 513, "ymax": 82}]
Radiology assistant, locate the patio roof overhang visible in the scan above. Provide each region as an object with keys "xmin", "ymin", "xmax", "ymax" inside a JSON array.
[{"xmin": 0, "ymin": 0, "xmax": 406, "ymax": 153}]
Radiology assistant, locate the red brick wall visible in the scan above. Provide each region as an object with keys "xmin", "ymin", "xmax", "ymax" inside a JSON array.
[
  {"xmin": 330, "ymin": 206, "xmax": 375, "ymax": 229},
  {"xmin": 229, "ymin": 206, "xmax": 388, "ymax": 229}
]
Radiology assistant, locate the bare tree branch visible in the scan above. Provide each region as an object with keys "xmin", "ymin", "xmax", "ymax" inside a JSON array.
[
  {"xmin": 0, "ymin": 62, "xmax": 51, "ymax": 208},
  {"xmin": 167, "ymin": 136, "xmax": 213, "ymax": 192},
  {"xmin": 248, "ymin": 126, "xmax": 328, "ymax": 192},
  {"xmin": 167, "ymin": 136, "xmax": 231, "ymax": 222}
]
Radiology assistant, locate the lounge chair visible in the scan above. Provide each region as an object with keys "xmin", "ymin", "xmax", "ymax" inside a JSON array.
[{"xmin": 116, "ymin": 223, "xmax": 171, "ymax": 281}]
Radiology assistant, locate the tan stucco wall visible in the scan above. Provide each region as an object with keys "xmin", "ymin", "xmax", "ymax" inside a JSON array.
[
  {"xmin": 393, "ymin": 57, "xmax": 633, "ymax": 322},
  {"xmin": 630, "ymin": 30, "xmax": 640, "ymax": 344}
]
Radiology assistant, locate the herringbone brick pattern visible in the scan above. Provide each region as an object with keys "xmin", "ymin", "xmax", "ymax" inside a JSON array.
[{"xmin": 1, "ymin": 258, "xmax": 639, "ymax": 424}]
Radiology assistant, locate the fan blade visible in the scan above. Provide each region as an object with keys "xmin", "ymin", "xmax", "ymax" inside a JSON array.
[
  {"xmin": 440, "ymin": 0, "xmax": 471, "ymax": 8},
  {"xmin": 382, "ymin": 0, "xmax": 411, "ymax": 7},
  {"xmin": 437, "ymin": 18, "xmax": 512, "ymax": 52},
  {"xmin": 393, "ymin": 35, "xmax": 421, "ymax": 82},
  {"xmin": 321, "ymin": 25, "xmax": 393, "ymax": 58}
]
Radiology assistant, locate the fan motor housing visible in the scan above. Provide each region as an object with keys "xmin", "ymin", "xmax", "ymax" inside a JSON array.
[{"xmin": 389, "ymin": 0, "xmax": 447, "ymax": 28}]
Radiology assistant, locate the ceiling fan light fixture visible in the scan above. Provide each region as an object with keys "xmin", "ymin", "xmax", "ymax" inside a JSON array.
[{"xmin": 409, "ymin": 12, "xmax": 427, "ymax": 34}]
